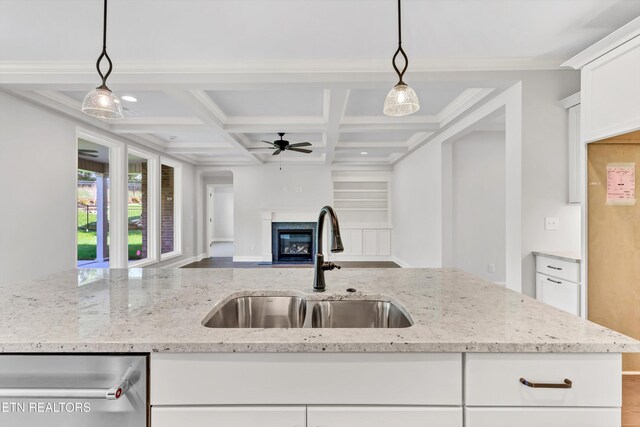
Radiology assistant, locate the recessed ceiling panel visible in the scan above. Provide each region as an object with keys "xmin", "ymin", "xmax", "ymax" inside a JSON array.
[
  {"xmin": 346, "ymin": 82, "xmax": 470, "ymax": 117},
  {"xmin": 207, "ymin": 90, "xmax": 324, "ymax": 116},
  {"xmin": 61, "ymin": 91, "xmax": 194, "ymax": 117},
  {"xmin": 152, "ymin": 130, "xmax": 227, "ymax": 144},
  {"xmin": 339, "ymin": 131, "xmax": 416, "ymax": 143}
]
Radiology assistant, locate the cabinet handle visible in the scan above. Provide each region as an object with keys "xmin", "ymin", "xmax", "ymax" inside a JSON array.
[
  {"xmin": 546, "ymin": 278, "xmax": 562, "ymax": 284},
  {"xmin": 520, "ymin": 377, "xmax": 572, "ymax": 389},
  {"xmin": 547, "ymin": 265, "xmax": 562, "ymax": 271}
]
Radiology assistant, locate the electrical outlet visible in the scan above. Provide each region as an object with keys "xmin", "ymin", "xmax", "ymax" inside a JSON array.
[
  {"xmin": 545, "ymin": 217, "xmax": 560, "ymax": 231},
  {"xmin": 488, "ymin": 264, "xmax": 496, "ymax": 273}
]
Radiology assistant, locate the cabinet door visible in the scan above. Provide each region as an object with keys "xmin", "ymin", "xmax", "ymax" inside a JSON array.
[
  {"xmin": 152, "ymin": 406, "xmax": 306, "ymax": 427},
  {"xmin": 582, "ymin": 36, "xmax": 640, "ymax": 142},
  {"xmin": 537, "ymin": 273, "xmax": 580, "ymax": 315},
  {"xmin": 307, "ymin": 406, "xmax": 462, "ymax": 427}
]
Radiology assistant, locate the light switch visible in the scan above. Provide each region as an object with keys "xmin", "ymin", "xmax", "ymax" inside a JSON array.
[
  {"xmin": 488, "ymin": 264, "xmax": 496, "ymax": 273},
  {"xmin": 545, "ymin": 217, "xmax": 560, "ymax": 231}
]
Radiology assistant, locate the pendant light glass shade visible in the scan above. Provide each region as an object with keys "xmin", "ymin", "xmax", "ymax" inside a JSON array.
[
  {"xmin": 82, "ymin": 86, "xmax": 123, "ymax": 119},
  {"xmin": 383, "ymin": 83, "xmax": 420, "ymax": 116}
]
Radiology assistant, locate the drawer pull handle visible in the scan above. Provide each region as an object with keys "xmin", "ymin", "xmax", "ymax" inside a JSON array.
[
  {"xmin": 547, "ymin": 278, "xmax": 562, "ymax": 284},
  {"xmin": 520, "ymin": 377, "xmax": 572, "ymax": 389},
  {"xmin": 547, "ymin": 265, "xmax": 562, "ymax": 271}
]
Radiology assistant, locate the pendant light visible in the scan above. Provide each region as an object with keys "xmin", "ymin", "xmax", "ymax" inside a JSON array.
[
  {"xmin": 82, "ymin": 0, "xmax": 123, "ymax": 119},
  {"xmin": 383, "ymin": 0, "xmax": 420, "ymax": 116}
]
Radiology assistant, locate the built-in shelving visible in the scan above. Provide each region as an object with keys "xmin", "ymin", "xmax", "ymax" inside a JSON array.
[{"xmin": 332, "ymin": 178, "xmax": 390, "ymax": 225}]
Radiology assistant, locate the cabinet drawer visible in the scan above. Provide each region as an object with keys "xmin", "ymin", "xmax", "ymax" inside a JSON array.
[
  {"xmin": 308, "ymin": 406, "xmax": 462, "ymax": 427},
  {"xmin": 465, "ymin": 407, "xmax": 620, "ymax": 427},
  {"xmin": 465, "ymin": 353, "xmax": 621, "ymax": 407},
  {"xmin": 536, "ymin": 256, "xmax": 580, "ymax": 282},
  {"xmin": 536, "ymin": 273, "xmax": 580, "ymax": 315},
  {"xmin": 152, "ymin": 406, "xmax": 305, "ymax": 427},
  {"xmin": 151, "ymin": 353, "xmax": 462, "ymax": 405}
]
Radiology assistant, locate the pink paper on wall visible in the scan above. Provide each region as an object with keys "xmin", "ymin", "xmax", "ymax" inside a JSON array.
[{"xmin": 606, "ymin": 163, "xmax": 636, "ymax": 205}]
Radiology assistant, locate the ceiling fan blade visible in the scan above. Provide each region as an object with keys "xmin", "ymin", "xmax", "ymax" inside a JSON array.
[
  {"xmin": 287, "ymin": 147, "xmax": 312, "ymax": 154},
  {"xmin": 288, "ymin": 142, "xmax": 312, "ymax": 148},
  {"xmin": 78, "ymin": 149, "xmax": 99, "ymax": 153},
  {"xmin": 79, "ymin": 153, "xmax": 99, "ymax": 158},
  {"xmin": 272, "ymin": 149, "xmax": 282, "ymax": 156},
  {"xmin": 261, "ymin": 140, "xmax": 276, "ymax": 145}
]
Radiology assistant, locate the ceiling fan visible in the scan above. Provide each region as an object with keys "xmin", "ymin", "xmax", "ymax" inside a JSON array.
[
  {"xmin": 262, "ymin": 133, "xmax": 312, "ymax": 156},
  {"xmin": 78, "ymin": 148, "xmax": 99, "ymax": 158}
]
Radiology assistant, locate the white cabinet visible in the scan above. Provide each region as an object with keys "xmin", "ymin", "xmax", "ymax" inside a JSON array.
[
  {"xmin": 334, "ymin": 227, "xmax": 391, "ymax": 260},
  {"xmin": 465, "ymin": 353, "xmax": 621, "ymax": 427},
  {"xmin": 152, "ymin": 406, "xmax": 306, "ymax": 427},
  {"xmin": 465, "ymin": 353, "xmax": 621, "ymax": 407},
  {"xmin": 534, "ymin": 254, "xmax": 581, "ymax": 316},
  {"xmin": 580, "ymin": 34, "xmax": 640, "ymax": 142},
  {"xmin": 307, "ymin": 406, "xmax": 462, "ymax": 427},
  {"xmin": 151, "ymin": 353, "xmax": 462, "ymax": 406},
  {"xmin": 150, "ymin": 352, "xmax": 621, "ymax": 427}
]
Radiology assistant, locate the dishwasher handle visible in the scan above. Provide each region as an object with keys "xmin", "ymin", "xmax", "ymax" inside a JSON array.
[{"xmin": 0, "ymin": 359, "xmax": 140, "ymax": 401}]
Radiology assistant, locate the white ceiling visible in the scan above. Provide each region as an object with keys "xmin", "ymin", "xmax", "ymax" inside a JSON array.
[{"xmin": 1, "ymin": 0, "xmax": 638, "ymax": 166}]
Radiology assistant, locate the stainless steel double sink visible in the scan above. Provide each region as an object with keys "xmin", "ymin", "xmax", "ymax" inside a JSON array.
[{"xmin": 202, "ymin": 295, "xmax": 413, "ymax": 329}]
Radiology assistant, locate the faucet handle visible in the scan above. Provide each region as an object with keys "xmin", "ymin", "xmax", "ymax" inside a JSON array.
[{"xmin": 322, "ymin": 262, "xmax": 341, "ymax": 271}]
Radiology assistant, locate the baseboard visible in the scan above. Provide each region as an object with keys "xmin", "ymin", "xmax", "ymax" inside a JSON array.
[
  {"xmin": 232, "ymin": 256, "xmax": 264, "ymax": 262},
  {"xmin": 161, "ymin": 252, "xmax": 207, "ymax": 269},
  {"xmin": 392, "ymin": 256, "xmax": 412, "ymax": 268},
  {"xmin": 213, "ymin": 238, "xmax": 234, "ymax": 242}
]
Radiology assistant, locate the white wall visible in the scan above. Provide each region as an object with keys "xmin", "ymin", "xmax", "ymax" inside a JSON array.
[
  {"xmin": 391, "ymin": 139, "xmax": 442, "ymax": 268},
  {"xmin": 232, "ymin": 163, "xmax": 332, "ymax": 260},
  {"xmin": 0, "ymin": 92, "xmax": 196, "ymax": 283},
  {"xmin": 445, "ymin": 131, "xmax": 506, "ymax": 284},
  {"xmin": 213, "ymin": 186, "xmax": 234, "ymax": 240},
  {"xmin": 392, "ymin": 70, "xmax": 582, "ymax": 296}
]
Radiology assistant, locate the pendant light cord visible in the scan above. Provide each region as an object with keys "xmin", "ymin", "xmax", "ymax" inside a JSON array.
[
  {"xmin": 95, "ymin": 0, "xmax": 114, "ymax": 89},
  {"xmin": 391, "ymin": 0, "xmax": 408, "ymax": 86}
]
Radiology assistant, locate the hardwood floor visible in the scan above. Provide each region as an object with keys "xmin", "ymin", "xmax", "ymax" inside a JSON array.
[
  {"xmin": 624, "ymin": 374, "xmax": 640, "ymax": 427},
  {"xmin": 183, "ymin": 257, "xmax": 400, "ymax": 269}
]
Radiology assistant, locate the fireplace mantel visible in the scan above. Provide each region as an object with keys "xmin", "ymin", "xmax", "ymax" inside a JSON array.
[{"xmin": 261, "ymin": 209, "xmax": 319, "ymax": 262}]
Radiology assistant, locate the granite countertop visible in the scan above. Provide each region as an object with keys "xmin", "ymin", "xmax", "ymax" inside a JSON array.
[
  {"xmin": 0, "ymin": 268, "xmax": 637, "ymax": 353},
  {"xmin": 533, "ymin": 250, "xmax": 582, "ymax": 263}
]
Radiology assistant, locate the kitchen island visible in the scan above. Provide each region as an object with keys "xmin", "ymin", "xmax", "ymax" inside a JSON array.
[{"xmin": 1, "ymin": 267, "xmax": 638, "ymax": 427}]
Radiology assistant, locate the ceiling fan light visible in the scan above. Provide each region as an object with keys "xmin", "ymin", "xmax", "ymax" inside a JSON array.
[
  {"xmin": 383, "ymin": 84, "xmax": 420, "ymax": 117},
  {"xmin": 82, "ymin": 87, "xmax": 124, "ymax": 119}
]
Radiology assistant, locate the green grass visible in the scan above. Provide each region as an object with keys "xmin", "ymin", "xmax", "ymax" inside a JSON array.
[{"xmin": 77, "ymin": 205, "xmax": 144, "ymax": 261}]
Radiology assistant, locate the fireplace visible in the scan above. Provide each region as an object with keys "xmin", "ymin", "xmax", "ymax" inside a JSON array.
[
  {"xmin": 271, "ymin": 222, "xmax": 316, "ymax": 263},
  {"xmin": 278, "ymin": 230, "xmax": 313, "ymax": 261}
]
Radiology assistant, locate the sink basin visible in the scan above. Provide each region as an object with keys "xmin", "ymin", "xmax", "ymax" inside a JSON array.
[
  {"xmin": 310, "ymin": 300, "xmax": 412, "ymax": 328},
  {"xmin": 202, "ymin": 296, "xmax": 307, "ymax": 328},
  {"xmin": 202, "ymin": 295, "xmax": 412, "ymax": 329}
]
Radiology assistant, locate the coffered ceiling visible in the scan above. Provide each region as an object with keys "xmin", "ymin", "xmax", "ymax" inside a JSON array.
[{"xmin": 1, "ymin": 0, "xmax": 639, "ymax": 166}]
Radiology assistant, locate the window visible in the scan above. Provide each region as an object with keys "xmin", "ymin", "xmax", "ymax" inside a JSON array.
[{"xmin": 128, "ymin": 153, "xmax": 148, "ymax": 262}]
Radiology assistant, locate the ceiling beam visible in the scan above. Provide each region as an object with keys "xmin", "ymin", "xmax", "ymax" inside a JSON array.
[
  {"xmin": 164, "ymin": 89, "xmax": 262, "ymax": 164},
  {"xmin": 324, "ymin": 89, "xmax": 350, "ymax": 165}
]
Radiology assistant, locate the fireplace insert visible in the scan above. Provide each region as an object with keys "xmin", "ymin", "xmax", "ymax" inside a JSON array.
[{"xmin": 277, "ymin": 229, "xmax": 313, "ymax": 262}]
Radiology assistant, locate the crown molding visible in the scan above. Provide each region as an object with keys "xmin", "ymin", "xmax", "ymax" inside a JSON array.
[{"xmin": 562, "ymin": 16, "xmax": 640, "ymax": 69}]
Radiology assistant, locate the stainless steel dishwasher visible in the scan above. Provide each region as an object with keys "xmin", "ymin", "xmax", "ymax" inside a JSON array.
[{"xmin": 0, "ymin": 355, "xmax": 147, "ymax": 426}]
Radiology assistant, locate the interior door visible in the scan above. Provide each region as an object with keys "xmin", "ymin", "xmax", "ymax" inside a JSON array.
[{"xmin": 587, "ymin": 131, "xmax": 640, "ymax": 371}]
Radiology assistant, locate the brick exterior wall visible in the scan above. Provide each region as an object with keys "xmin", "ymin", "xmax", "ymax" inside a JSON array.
[
  {"xmin": 161, "ymin": 165, "xmax": 175, "ymax": 254},
  {"xmin": 140, "ymin": 162, "xmax": 148, "ymax": 259}
]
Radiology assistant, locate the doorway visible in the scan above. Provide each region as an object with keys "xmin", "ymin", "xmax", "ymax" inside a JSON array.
[
  {"xmin": 77, "ymin": 139, "xmax": 110, "ymax": 268},
  {"xmin": 207, "ymin": 184, "xmax": 234, "ymax": 258}
]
